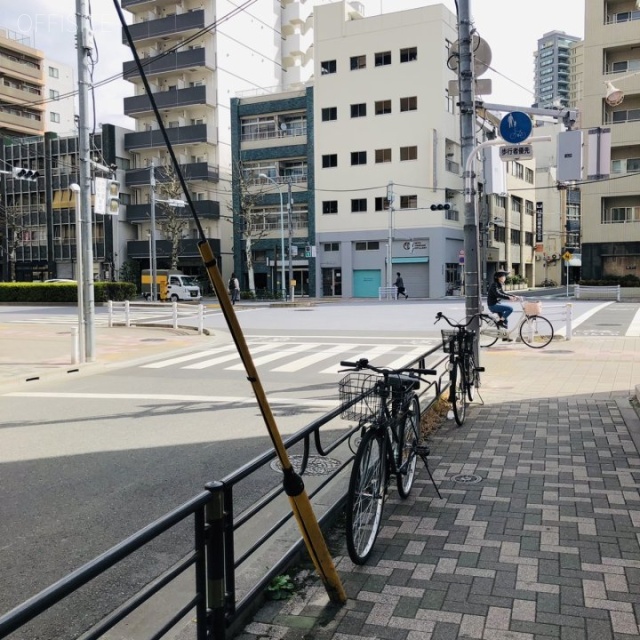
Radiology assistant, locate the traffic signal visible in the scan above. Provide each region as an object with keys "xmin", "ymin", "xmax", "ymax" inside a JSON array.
[
  {"xmin": 12, "ymin": 167, "xmax": 40, "ymax": 181},
  {"xmin": 430, "ymin": 203, "xmax": 451, "ymax": 211},
  {"xmin": 106, "ymin": 179, "xmax": 120, "ymax": 215}
]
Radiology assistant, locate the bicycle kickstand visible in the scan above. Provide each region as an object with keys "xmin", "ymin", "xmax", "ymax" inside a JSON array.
[{"xmin": 416, "ymin": 445, "xmax": 442, "ymax": 499}]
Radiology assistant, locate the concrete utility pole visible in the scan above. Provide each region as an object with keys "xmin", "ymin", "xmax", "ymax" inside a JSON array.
[
  {"xmin": 76, "ymin": 0, "xmax": 96, "ymax": 361},
  {"xmin": 387, "ymin": 181, "xmax": 394, "ymax": 288},
  {"xmin": 457, "ymin": 0, "xmax": 481, "ymax": 325},
  {"xmin": 287, "ymin": 180, "xmax": 293, "ymax": 301},
  {"xmin": 150, "ymin": 162, "xmax": 158, "ymax": 302}
]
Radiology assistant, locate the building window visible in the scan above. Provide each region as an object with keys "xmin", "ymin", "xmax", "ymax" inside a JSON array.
[
  {"xmin": 49, "ymin": 89, "xmax": 59, "ymax": 100},
  {"xmin": 375, "ymin": 148, "xmax": 392, "ymax": 163},
  {"xmin": 350, "ymin": 55, "xmax": 366, "ymax": 70},
  {"xmin": 525, "ymin": 200, "xmax": 534, "ymax": 215},
  {"xmin": 510, "ymin": 229, "xmax": 521, "ymax": 244},
  {"xmin": 322, "ymin": 200, "xmax": 338, "ymax": 214},
  {"xmin": 321, "ymin": 107, "xmax": 337, "ymax": 122},
  {"xmin": 525, "ymin": 167, "xmax": 534, "ymax": 183},
  {"xmin": 400, "ymin": 47, "xmax": 417, "ymax": 63},
  {"xmin": 50, "ymin": 112, "xmax": 60, "ymax": 123},
  {"xmin": 351, "ymin": 151, "xmax": 367, "ymax": 166},
  {"xmin": 351, "ymin": 103, "xmax": 366, "ymax": 118},
  {"xmin": 351, "ymin": 199, "xmax": 367, "ymax": 213},
  {"xmin": 400, "ymin": 96, "xmax": 417, "ymax": 112},
  {"xmin": 494, "ymin": 226, "xmax": 506, "ymax": 243},
  {"xmin": 48, "ymin": 66, "xmax": 59, "ymax": 78},
  {"xmin": 355, "ymin": 241, "xmax": 380, "ymax": 250},
  {"xmin": 375, "ymin": 100, "xmax": 392, "ymax": 115},
  {"xmin": 324, "ymin": 242, "xmax": 339, "ymax": 251},
  {"xmin": 602, "ymin": 206, "xmax": 640, "ymax": 223},
  {"xmin": 375, "ymin": 51, "xmax": 391, "ymax": 67},
  {"xmin": 511, "ymin": 162, "xmax": 524, "ymax": 179},
  {"xmin": 511, "ymin": 196, "xmax": 522, "ymax": 213},
  {"xmin": 611, "ymin": 109, "xmax": 640, "ymax": 124},
  {"xmin": 400, "ymin": 195, "xmax": 417, "ymax": 209},
  {"xmin": 400, "ymin": 146, "xmax": 418, "ymax": 161},
  {"xmin": 375, "ymin": 197, "xmax": 390, "ymax": 211},
  {"xmin": 322, "ymin": 154, "xmax": 338, "ymax": 168},
  {"xmin": 320, "ymin": 60, "xmax": 336, "ymax": 74},
  {"xmin": 495, "ymin": 195, "xmax": 506, "ymax": 209}
]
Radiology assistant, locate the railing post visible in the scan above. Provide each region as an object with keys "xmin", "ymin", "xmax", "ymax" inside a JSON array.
[
  {"xmin": 575, "ymin": 284, "xmax": 580, "ymax": 300},
  {"xmin": 71, "ymin": 326, "xmax": 79, "ymax": 364},
  {"xmin": 617, "ymin": 285, "xmax": 621, "ymax": 302},
  {"xmin": 198, "ymin": 304, "xmax": 204, "ymax": 335},
  {"xmin": 205, "ymin": 481, "xmax": 227, "ymax": 640},
  {"xmin": 108, "ymin": 300, "xmax": 113, "ymax": 328},
  {"xmin": 125, "ymin": 299, "xmax": 131, "ymax": 327},
  {"xmin": 565, "ymin": 303, "xmax": 572, "ymax": 341},
  {"xmin": 173, "ymin": 302, "xmax": 178, "ymax": 329}
]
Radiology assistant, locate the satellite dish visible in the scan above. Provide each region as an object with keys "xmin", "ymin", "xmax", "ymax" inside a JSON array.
[{"xmin": 449, "ymin": 35, "xmax": 492, "ymax": 78}]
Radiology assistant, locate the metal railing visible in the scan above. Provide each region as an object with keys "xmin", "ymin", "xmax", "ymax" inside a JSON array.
[
  {"xmin": 574, "ymin": 284, "xmax": 621, "ymax": 302},
  {"xmin": 0, "ymin": 343, "xmax": 446, "ymax": 640},
  {"xmin": 107, "ymin": 300, "xmax": 207, "ymax": 333}
]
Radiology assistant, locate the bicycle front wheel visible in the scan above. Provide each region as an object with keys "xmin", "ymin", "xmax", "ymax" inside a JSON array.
[
  {"xmin": 477, "ymin": 315, "xmax": 500, "ymax": 348},
  {"xmin": 465, "ymin": 352, "xmax": 479, "ymax": 401},
  {"xmin": 396, "ymin": 395, "xmax": 421, "ymax": 498},
  {"xmin": 451, "ymin": 361, "xmax": 467, "ymax": 426},
  {"xmin": 519, "ymin": 315, "xmax": 553, "ymax": 349},
  {"xmin": 346, "ymin": 428, "xmax": 387, "ymax": 564}
]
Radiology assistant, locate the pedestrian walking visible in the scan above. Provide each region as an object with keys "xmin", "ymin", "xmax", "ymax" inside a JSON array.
[
  {"xmin": 228, "ymin": 273, "xmax": 240, "ymax": 305},
  {"xmin": 394, "ymin": 272, "xmax": 409, "ymax": 299}
]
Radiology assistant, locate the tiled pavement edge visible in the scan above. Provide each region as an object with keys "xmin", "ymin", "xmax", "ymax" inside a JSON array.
[{"xmin": 236, "ymin": 338, "xmax": 640, "ymax": 640}]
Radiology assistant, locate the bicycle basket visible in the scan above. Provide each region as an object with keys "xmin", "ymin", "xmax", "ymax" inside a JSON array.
[
  {"xmin": 523, "ymin": 300, "xmax": 542, "ymax": 316},
  {"xmin": 441, "ymin": 329, "xmax": 459, "ymax": 354},
  {"xmin": 338, "ymin": 373, "xmax": 382, "ymax": 421}
]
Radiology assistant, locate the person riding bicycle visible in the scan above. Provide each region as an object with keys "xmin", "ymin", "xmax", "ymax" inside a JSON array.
[{"xmin": 487, "ymin": 270, "xmax": 519, "ymax": 342}]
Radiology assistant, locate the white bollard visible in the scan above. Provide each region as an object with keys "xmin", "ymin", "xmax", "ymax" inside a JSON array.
[
  {"xmin": 108, "ymin": 300, "xmax": 113, "ymax": 328},
  {"xmin": 565, "ymin": 303, "xmax": 572, "ymax": 340},
  {"xmin": 172, "ymin": 302, "xmax": 178, "ymax": 329},
  {"xmin": 198, "ymin": 304, "xmax": 204, "ymax": 334},
  {"xmin": 125, "ymin": 299, "xmax": 131, "ymax": 327},
  {"xmin": 71, "ymin": 325, "xmax": 79, "ymax": 364}
]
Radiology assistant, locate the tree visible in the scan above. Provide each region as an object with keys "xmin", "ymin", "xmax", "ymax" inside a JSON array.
[
  {"xmin": 155, "ymin": 161, "xmax": 189, "ymax": 270},
  {"xmin": 0, "ymin": 203, "xmax": 28, "ymax": 281},
  {"xmin": 231, "ymin": 162, "xmax": 273, "ymax": 294}
]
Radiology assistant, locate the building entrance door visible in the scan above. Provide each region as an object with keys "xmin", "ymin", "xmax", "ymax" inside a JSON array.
[{"xmin": 322, "ymin": 268, "xmax": 341, "ymax": 296}]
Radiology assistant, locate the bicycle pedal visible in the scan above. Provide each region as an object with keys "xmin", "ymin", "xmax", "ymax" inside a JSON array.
[
  {"xmin": 416, "ymin": 445, "xmax": 431, "ymax": 456},
  {"xmin": 475, "ymin": 367, "xmax": 485, "ymax": 373}
]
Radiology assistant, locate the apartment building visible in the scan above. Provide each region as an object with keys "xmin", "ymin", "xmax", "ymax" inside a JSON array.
[
  {"xmin": 44, "ymin": 58, "xmax": 75, "ymax": 136},
  {"xmin": 312, "ymin": 2, "xmax": 462, "ymax": 298},
  {"xmin": 533, "ymin": 31, "xmax": 581, "ymax": 109},
  {"xmin": 579, "ymin": 0, "xmax": 640, "ymax": 279},
  {"xmin": 0, "ymin": 29, "xmax": 45, "ymax": 139},
  {"xmin": 0, "ymin": 125, "xmax": 131, "ymax": 282},
  {"xmin": 230, "ymin": 87, "xmax": 314, "ymax": 296}
]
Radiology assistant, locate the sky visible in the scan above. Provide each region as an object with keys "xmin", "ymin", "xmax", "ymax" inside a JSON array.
[{"xmin": 2, "ymin": 0, "xmax": 585, "ymax": 131}]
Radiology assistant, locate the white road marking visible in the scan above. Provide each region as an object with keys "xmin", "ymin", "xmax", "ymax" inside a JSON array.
[
  {"xmin": 225, "ymin": 342, "xmax": 320, "ymax": 370},
  {"xmin": 384, "ymin": 345, "xmax": 436, "ymax": 370},
  {"xmin": 319, "ymin": 344, "xmax": 399, "ymax": 374},
  {"xmin": 271, "ymin": 344, "xmax": 358, "ymax": 373},
  {"xmin": 183, "ymin": 343, "xmax": 275, "ymax": 370},
  {"xmin": 626, "ymin": 307, "xmax": 640, "ymax": 337},
  {"xmin": 141, "ymin": 344, "xmax": 239, "ymax": 368}
]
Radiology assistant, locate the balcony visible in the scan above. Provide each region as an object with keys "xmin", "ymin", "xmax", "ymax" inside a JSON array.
[
  {"xmin": 0, "ymin": 56, "xmax": 42, "ymax": 82},
  {"xmin": 124, "ymin": 85, "xmax": 207, "ymax": 116},
  {"xmin": 126, "ymin": 237, "xmax": 221, "ymax": 260},
  {"xmin": 125, "ymin": 162, "xmax": 219, "ymax": 186},
  {"xmin": 124, "ymin": 124, "xmax": 208, "ymax": 150},
  {"xmin": 121, "ymin": 0, "xmax": 177, "ymax": 8},
  {"xmin": 126, "ymin": 200, "xmax": 220, "ymax": 222},
  {"xmin": 1, "ymin": 85, "xmax": 44, "ymax": 109},
  {"xmin": 123, "ymin": 48, "xmax": 207, "ymax": 80},
  {"xmin": 0, "ymin": 110, "xmax": 43, "ymax": 135},
  {"xmin": 123, "ymin": 10, "xmax": 205, "ymax": 44}
]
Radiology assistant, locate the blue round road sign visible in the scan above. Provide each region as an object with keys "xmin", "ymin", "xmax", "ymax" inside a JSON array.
[{"xmin": 499, "ymin": 111, "xmax": 532, "ymax": 144}]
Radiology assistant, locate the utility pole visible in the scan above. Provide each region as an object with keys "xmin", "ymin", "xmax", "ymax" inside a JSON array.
[
  {"xmin": 387, "ymin": 181, "xmax": 394, "ymax": 288},
  {"xmin": 287, "ymin": 180, "xmax": 293, "ymax": 301},
  {"xmin": 76, "ymin": 0, "xmax": 96, "ymax": 361},
  {"xmin": 150, "ymin": 162, "xmax": 158, "ymax": 302}
]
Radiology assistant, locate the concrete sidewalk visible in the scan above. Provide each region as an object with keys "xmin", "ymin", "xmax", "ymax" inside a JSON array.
[{"xmin": 236, "ymin": 336, "xmax": 640, "ymax": 640}]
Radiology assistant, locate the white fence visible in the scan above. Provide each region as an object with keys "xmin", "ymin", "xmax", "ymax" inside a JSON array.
[
  {"xmin": 538, "ymin": 302, "xmax": 574, "ymax": 340},
  {"xmin": 574, "ymin": 285, "xmax": 621, "ymax": 301},
  {"xmin": 378, "ymin": 286, "xmax": 398, "ymax": 300},
  {"xmin": 107, "ymin": 300, "xmax": 206, "ymax": 334}
]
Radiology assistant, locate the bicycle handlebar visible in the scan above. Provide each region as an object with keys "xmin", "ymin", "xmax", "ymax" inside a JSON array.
[
  {"xmin": 339, "ymin": 358, "xmax": 437, "ymax": 377},
  {"xmin": 434, "ymin": 311, "xmax": 481, "ymax": 328}
]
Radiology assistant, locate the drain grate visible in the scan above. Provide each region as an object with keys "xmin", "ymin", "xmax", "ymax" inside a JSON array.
[
  {"xmin": 451, "ymin": 473, "xmax": 482, "ymax": 484},
  {"xmin": 270, "ymin": 455, "xmax": 341, "ymax": 476}
]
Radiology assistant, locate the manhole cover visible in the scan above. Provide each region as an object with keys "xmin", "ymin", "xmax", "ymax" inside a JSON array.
[
  {"xmin": 270, "ymin": 455, "xmax": 341, "ymax": 476},
  {"xmin": 451, "ymin": 473, "xmax": 482, "ymax": 484},
  {"xmin": 141, "ymin": 338, "xmax": 166, "ymax": 343}
]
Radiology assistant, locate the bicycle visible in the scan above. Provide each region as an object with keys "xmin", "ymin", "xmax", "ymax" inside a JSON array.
[
  {"xmin": 540, "ymin": 278, "xmax": 557, "ymax": 287},
  {"xmin": 434, "ymin": 312, "xmax": 485, "ymax": 426},
  {"xmin": 478, "ymin": 298, "xmax": 554, "ymax": 349},
  {"xmin": 338, "ymin": 358, "xmax": 441, "ymax": 564}
]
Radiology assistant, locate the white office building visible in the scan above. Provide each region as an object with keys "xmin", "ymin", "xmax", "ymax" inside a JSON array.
[{"xmin": 44, "ymin": 58, "xmax": 75, "ymax": 136}]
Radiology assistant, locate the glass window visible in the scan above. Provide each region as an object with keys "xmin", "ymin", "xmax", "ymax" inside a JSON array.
[
  {"xmin": 322, "ymin": 201, "xmax": 338, "ymax": 214},
  {"xmin": 50, "ymin": 112, "xmax": 60, "ymax": 123},
  {"xmin": 322, "ymin": 154, "xmax": 337, "ymax": 168},
  {"xmin": 350, "ymin": 55, "xmax": 366, "ymax": 70},
  {"xmin": 351, "ymin": 199, "xmax": 367, "ymax": 212},
  {"xmin": 400, "ymin": 47, "xmax": 417, "ymax": 63},
  {"xmin": 400, "ymin": 146, "xmax": 417, "ymax": 161},
  {"xmin": 375, "ymin": 100, "xmax": 392, "ymax": 115},
  {"xmin": 375, "ymin": 51, "xmax": 391, "ymax": 66},
  {"xmin": 375, "ymin": 197, "xmax": 390, "ymax": 211},
  {"xmin": 400, "ymin": 96, "xmax": 417, "ymax": 112},
  {"xmin": 48, "ymin": 66, "xmax": 59, "ymax": 78},
  {"xmin": 351, "ymin": 151, "xmax": 367, "ymax": 166},
  {"xmin": 375, "ymin": 148, "xmax": 391, "ymax": 163},
  {"xmin": 350, "ymin": 103, "xmax": 366, "ymax": 118},
  {"xmin": 321, "ymin": 107, "xmax": 337, "ymax": 122},
  {"xmin": 49, "ymin": 89, "xmax": 59, "ymax": 100},
  {"xmin": 320, "ymin": 60, "xmax": 336, "ymax": 74},
  {"xmin": 400, "ymin": 195, "xmax": 417, "ymax": 209},
  {"xmin": 324, "ymin": 242, "xmax": 339, "ymax": 251}
]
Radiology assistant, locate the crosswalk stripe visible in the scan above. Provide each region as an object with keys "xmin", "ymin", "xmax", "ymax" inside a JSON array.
[
  {"xmin": 183, "ymin": 343, "xmax": 276, "ymax": 370},
  {"xmin": 225, "ymin": 342, "xmax": 320, "ymax": 370},
  {"xmin": 271, "ymin": 343, "xmax": 359, "ymax": 373},
  {"xmin": 384, "ymin": 345, "xmax": 434, "ymax": 370},
  {"xmin": 142, "ymin": 344, "xmax": 239, "ymax": 369},
  {"xmin": 319, "ymin": 344, "xmax": 399, "ymax": 374},
  {"xmin": 626, "ymin": 308, "xmax": 640, "ymax": 337}
]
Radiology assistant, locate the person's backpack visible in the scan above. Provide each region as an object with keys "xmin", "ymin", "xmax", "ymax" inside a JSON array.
[{"xmin": 229, "ymin": 277, "xmax": 235, "ymax": 290}]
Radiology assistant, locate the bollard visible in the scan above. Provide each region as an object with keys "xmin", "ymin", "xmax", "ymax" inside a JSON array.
[
  {"xmin": 71, "ymin": 326, "xmax": 79, "ymax": 364},
  {"xmin": 565, "ymin": 303, "xmax": 572, "ymax": 340},
  {"xmin": 198, "ymin": 304, "xmax": 204, "ymax": 335},
  {"xmin": 125, "ymin": 300, "xmax": 131, "ymax": 327},
  {"xmin": 107, "ymin": 300, "xmax": 113, "ymax": 328},
  {"xmin": 172, "ymin": 302, "xmax": 178, "ymax": 329}
]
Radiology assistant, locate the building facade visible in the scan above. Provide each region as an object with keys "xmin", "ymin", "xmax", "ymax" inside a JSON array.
[
  {"xmin": 43, "ymin": 58, "xmax": 75, "ymax": 137},
  {"xmin": 579, "ymin": 0, "xmax": 640, "ymax": 279},
  {"xmin": 533, "ymin": 31, "xmax": 581, "ymax": 109}
]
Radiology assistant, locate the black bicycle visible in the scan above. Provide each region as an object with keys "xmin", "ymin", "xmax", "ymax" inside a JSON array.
[
  {"xmin": 338, "ymin": 358, "xmax": 441, "ymax": 564},
  {"xmin": 434, "ymin": 312, "xmax": 485, "ymax": 426}
]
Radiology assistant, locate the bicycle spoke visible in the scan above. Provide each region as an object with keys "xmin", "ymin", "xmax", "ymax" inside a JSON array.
[{"xmin": 397, "ymin": 395, "xmax": 420, "ymax": 498}]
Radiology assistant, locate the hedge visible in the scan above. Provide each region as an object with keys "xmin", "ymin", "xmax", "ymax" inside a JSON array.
[
  {"xmin": 0, "ymin": 281, "xmax": 137, "ymax": 303},
  {"xmin": 579, "ymin": 275, "xmax": 640, "ymax": 287}
]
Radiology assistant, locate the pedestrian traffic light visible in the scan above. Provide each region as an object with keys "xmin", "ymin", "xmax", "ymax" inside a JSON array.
[
  {"xmin": 430, "ymin": 203, "xmax": 451, "ymax": 211},
  {"xmin": 106, "ymin": 179, "xmax": 120, "ymax": 215},
  {"xmin": 12, "ymin": 167, "xmax": 40, "ymax": 181}
]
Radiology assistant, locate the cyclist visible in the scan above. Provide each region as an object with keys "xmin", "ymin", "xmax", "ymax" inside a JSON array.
[{"xmin": 487, "ymin": 270, "xmax": 519, "ymax": 342}]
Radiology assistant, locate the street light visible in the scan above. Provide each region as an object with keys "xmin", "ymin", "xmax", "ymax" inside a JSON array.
[
  {"xmin": 70, "ymin": 183, "xmax": 85, "ymax": 363},
  {"xmin": 259, "ymin": 173, "xmax": 286, "ymax": 299}
]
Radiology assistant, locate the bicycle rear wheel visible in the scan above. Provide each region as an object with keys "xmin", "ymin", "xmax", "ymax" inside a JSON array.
[
  {"xmin": 477, "ymin": 315, "xmax": 499, "ymax": 348},
  {"xmin": 396, "ymin": 395, "xmax": 421, "ymax": 498},
  {"xmin": 346, "ymin": 428, "xmax": 387, "ymax": 564},
  {"xmin": 451, "ymin": 361, "xmax": 467, "ymax": 426},
  {"xmin": 519, "ymin": 315, "xmax": 553, "ymax": 348},
  {"xmin": 465, "ymin": 352, "xmax": 479, "ymax": 401}
]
